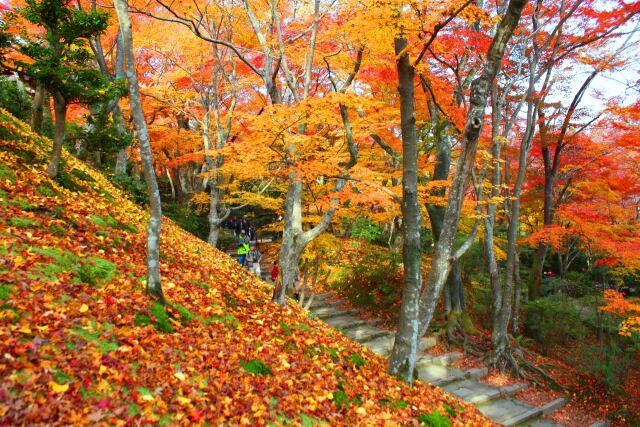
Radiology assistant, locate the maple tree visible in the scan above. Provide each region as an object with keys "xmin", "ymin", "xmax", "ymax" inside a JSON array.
[{"xmin": 1, "ymin": 0, "xmax": 640, "ymax": 422}]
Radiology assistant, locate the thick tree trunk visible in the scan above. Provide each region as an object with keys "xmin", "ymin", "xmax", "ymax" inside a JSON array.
[
  {"xmin": 274, "ymin": 174, "xmax": 303, "ymax": 305},
  {"xmin": 31, "ymin": 84, "xmax": 45, "ymax": 133},
  {"xmin": 389, "ymin": 0, "xmax": 527, "ymax": 375},
  {"xmin": 45, "ymin": 91, "xmax": 67, "ymax": 178},
  {"xmin": 388, "ymin": 36, "xmax": 422, "ymax": 383},
  {"xmin": 114, "ymin": 0, "xmax": 165, "ymax": 304}
]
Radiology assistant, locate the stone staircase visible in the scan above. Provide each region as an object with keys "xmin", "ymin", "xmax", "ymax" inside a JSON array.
[{"xmin": 307, "ymin": 293, "xmax": 578, "ymax": 427}]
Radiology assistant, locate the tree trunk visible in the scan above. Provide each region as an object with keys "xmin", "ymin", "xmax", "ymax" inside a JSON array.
[
  {"xmin": 388, "ymin": 36, "xmax": 422, "ymax": 384},
  {"xmin": 207, "ymin": 174, "xmax": 226, "ymax": 247},
  {"xmin": 389, "ymin": 0, "xmax": 528, "ymax": 375},
  {"xmin": 114, "ymin": 148, "xmax": 128, "ymax": 178},
  {"xmin": 274, "ymin": 174, "xmax": 303, "ymax": 305},
  {"xmin": 529, "ymin": 244, "xmax": 547, "ymax": 299},
  {"xmin": 114, "ymin": 0, "xmax": 165, "ymax": 304},
  {"xmin": 512, "ymin": 250, "xmax": 521, "ymax": 335},
  {"xmin": 426, "ymin": 110, "xmax": 466, "ymax": 326},
  {"xmin": 45, "ymin": 91, "xmax": 67, "ymax": 178},
  {"xmin": 31, "ymin": 84, "xmax": 45, "ymax": 133}
]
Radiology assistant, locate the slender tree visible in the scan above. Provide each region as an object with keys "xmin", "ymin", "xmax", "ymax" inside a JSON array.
[{"xmin": 113, "ymin": 0, "xmax": 165, "ymax": 304}]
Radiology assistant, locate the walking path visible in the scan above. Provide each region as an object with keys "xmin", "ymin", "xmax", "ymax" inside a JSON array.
[
  {"xmin": 222, "ymin": 236, "xmax": 606, "ymax": 426},
  {"xmin": 307, "ymin": 293, "xmax": 585, "ymax": 427}
]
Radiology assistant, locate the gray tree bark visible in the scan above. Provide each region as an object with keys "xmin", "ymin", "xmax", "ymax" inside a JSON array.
[
  {"xmin": 45, "ymin": 91, "xmax": 67, "ymax": 178},
  {"xmin": 388, "ymin": 0, "xmax": 528, "ymax": 375},
  {"xmin": 114, "ymin": 0, "xmax": 165, "ymax": 304},
  {"xmin": 388, "ymin": 36, "xmax": 422, "ymax": 383},
  {"xmin": 31, "ymin": 84, "xmax": 45, "ymax": 133}
]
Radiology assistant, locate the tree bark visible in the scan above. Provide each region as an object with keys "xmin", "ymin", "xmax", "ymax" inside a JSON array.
[
  {"xmin": 45, "ymin": 91, "xmax": 67, "ymax": 178},
  {"xmin": 388, "ymin": 36, "xmax": 422, "ymax": 383},
  {"xmin": 114, "ymin": 0, "xmax": 165, "ymax": 304},
  {"xmin": 31, "ymin": 84, "xmax": 45, "ymax": 133},
  {"xmin": 388, "ymin": 0, "xmax": 528, "ymax": 375}
]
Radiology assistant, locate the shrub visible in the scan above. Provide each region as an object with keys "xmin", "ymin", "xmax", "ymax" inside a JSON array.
[
  {"xmin": 113, "ymin": 174, "xmax": 148, "ymax": 205},
  {"xmin": 332, "ymin": 243, "xmax": 402, "ymax": 316},
  {"xmin": 349, "ymin": 216, "xmax": 383, "ymax": 243},
  {"xmin": 524, "ymin": 295, "xmax": 586, "ymax": 354},
  {"xmin": 0, "ymin": 79, "xmax": 31, "ymax": 121}
]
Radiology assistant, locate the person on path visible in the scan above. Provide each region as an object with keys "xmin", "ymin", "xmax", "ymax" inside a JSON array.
[
  {"xmin": 234, "ymin": 218, "xmax": 242, "ymax": 237},
  {"xmin": 270, "ymin": 264, "xmax": 279, "ymax": 283},
  {"xmin": 237, "ymin": 231, "xmax": 250, "ymax": 265},
  {"xmin": 247, "ymin": 244, "xmax": 262, "ymax": 277}
]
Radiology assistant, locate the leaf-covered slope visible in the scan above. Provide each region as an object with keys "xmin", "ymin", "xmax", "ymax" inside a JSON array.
[{"xmin": 0, "ymin": 110, "xmax": 490, "ymax": 426}]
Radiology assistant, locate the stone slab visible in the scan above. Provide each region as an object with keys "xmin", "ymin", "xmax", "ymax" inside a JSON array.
[
  {"xmin": 312, "ymin": 305, "xmax": 352, "ymax": 319},
  {"xmin": 443, "ymin": 379, "xmax": 500, "ymax": 404},
  {"xmin": 324, "ymin": 315, "xmax": 371, "ymax": 330},
  {"xmin": 477, "ymin": 398, "xmax": 541, "ymax": 426},
  {"xmin": 417, "ymin": 364, "xmax": 465, "ymax": 386},
  {"xmin": 343, "ymin": 325, "xmax": 388, "ymax": 342},
  {"xmin": 361, "ymin": 334, "xmax": 395, "ymax": 356},
  {"xmin": 541, "ymin": 397, "xmax": 567, "ymax": 415},
  {"xmin": 523, "ymin": 418, "xmax": 565, "ymax": 427}
]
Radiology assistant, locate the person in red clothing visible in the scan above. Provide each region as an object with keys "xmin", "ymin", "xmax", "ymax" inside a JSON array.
[{"xmin": 270, "ymin": 264, "xmax": 279, "ymax": 283}]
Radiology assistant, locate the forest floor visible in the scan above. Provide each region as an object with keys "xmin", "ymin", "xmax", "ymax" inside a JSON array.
[{"xmin": 0, "ymin": 110, "xmax": 498, "ymax": 425}]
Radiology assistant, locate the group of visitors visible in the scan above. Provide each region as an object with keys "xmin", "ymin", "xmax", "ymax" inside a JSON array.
[
  {"xmin": 233, "ymin": 216, "xmax": 262, "ymax": 277},
  {"xmin": 228, "ymin": 216, "xmax": 256, "ymax": 241}
]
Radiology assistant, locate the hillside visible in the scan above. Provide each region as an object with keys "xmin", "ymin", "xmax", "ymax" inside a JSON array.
[{"xmin": 0, "ymin": 109, "xmax": 491, "ymax": 426}]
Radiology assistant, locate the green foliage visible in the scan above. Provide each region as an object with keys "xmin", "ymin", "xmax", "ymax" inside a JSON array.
[
  {"xmin": 349, "ymin": 216, "xmax": 383, "ymax": 243},
  {"xmin": 0, "ymin": 284, "xmax": 13, "ymax": 300},
  {"xmin": 12, "ymin": 0, "xmax": 118, "ymax": 107},
  {"xmin": 148, "ymin": 302, "xmax": 174, "ymax": 333},
  {"xmin": 417, "ymin": 410, "xmax": 451, "ymax": 427},
  {"xmin": 55, "ymin": 167, "xmax": 85, "ymax": 193},
  {"xmin": 0, "ymin": 79, "xmax": 31, "ymax": 121},
  {"xmin": 89, "ymin": 215, "xmax": 108, "ymax": 227},
  {"xmin": 77, "ymin": 256, "xmax": 116, "ymax": 285},
  {"xmin": 348, "ymin": 352, "xmax": 366, "ymax": 369},
  {"xmin": 70, "ymin": 168, "xmax": 95, "ymax": 183},
  {"xmin": 8, "ymin": 217, "xmax": 36, "ymax": 228},
  {"xmin": 113, "ymin": 174, "xmax": 148, "ymax": 205},
  {"xmin": 333, "ymin": 244, "xmax": 402, "ymax": 315},
  {"xmin": 582, "ymin": 339, "xmax": 634, "ymax": 392},
  {"xmin": 0, "ymin": 162, "xmax": 16, "ymax": 183},
  {"xmin": 175, "ymin": 304, "xmax": 195, "ymax": 325},
  {"xmin": 206, "ymin": 313, "xmax": 240, "ymax": 330},
  {"xmin": 36, "ymin": 183, "xmax": 59, "ymax": 197},
  {"xmin": 525, "ymin": 295, "xmax": 586, "ymax": 354},
  {"xmin": 163, "ymin": 201, "xmax": 208, "ymax": 241},
  {"xmin": 240, "ymin": 359, "xmax": 272, "ymax": 376},
  {"xmin": 68, "ymin": 112, "xmax": 132, "ymax": 155}
]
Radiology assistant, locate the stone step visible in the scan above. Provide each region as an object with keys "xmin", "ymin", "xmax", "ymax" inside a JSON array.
[
  {"xmin": 443, "ymin": 379, "xmax": 501, "ymax": 405},
  {"xmin": 313, "ymin": 305, "xmax": 360, "ymax": 320},
  {"xmin": 522, "ymin": 418, "xmax": 565, "ymax": 427},
  {"xmin": 417, "ymin": 364, "xmax": 466, "ymax": 386},
  {"xmin": 540, "ymin": 397, "xmax": 566, "ymax": 415},
  {"xmin": 477, "ymin": 398, "xmax": 542, "ymax": 426},
  {"xmin": 417, "ymin": 351, "xmax": 462, "ymax": 367},
  {"xmin": 499, "ymin": 383, "xmax": 529, "ymax": 397},
  {"xmin": 343, "ymin": 325, "xmax": 389, "ymax": 343},
  {"xmin": 324, "ymin": 314, "xmax": 379, "ymax": 330}
]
